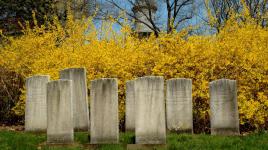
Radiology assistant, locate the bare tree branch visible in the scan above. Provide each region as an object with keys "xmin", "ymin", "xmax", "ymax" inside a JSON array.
[{"xmin": 96, "ymin": 0, "xmax": 194, "ymax": 35}]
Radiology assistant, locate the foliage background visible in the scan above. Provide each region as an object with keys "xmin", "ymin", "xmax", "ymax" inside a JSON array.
[
  {"xmin": 0, "ymin": 0, "xmax": 55, "ymax": 35},
  {"xmin": 0, "ymin": 11, "xmax": 267, "ymax": 133}
]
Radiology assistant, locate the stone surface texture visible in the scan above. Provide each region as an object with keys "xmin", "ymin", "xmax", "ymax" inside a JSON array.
[
  {"xmin": 134, "ymin": 76, "xmax": 166, "ymax": 144},
  {"xmin": 25, "ymin": 75, "xmax": 50, "ymax": 132},
  {"xmin": 209, "ymin": 79, "xmax": 240, "ymax": 135},
  {"xmin": 60, "ymin": 68, "xmax": 89, "ymax": 131},
  {"xmin": 47, "ymin": 80, "xmax": 74, "ymax": 144},
  {"xmin": 166, "ymin": 78, "xmax": 193, "ymax": 133},
  {"xmin": 90, "ymin": 78, "xmax": 119, "ymax": 144},
  {"xmin": 125, "ymin": 80, "xmax": 136, "ymax": 132}
]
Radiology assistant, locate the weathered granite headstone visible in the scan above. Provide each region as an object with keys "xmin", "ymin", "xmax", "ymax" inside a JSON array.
[
  {"xmin": 47, "ymin": 80, "xmax": 74, "ymax": 144},
  {"xmin": 125, "ymin": 80, "xmax": 135, "ymax": 132},
  {"xmin": 25, "ymin": 75, "xmax": 50, "ymax": 132},
  {"xmin": 166, "ymin": 78, "xmax": 193, "ymax": 133},
  {"xmin": 135, "ymin": 76, "xmax": 166, "ymax": 144},
  {"xmin": 209, "ymin": 79, "xmax": 240, "ymax": 135},
  {"xmin": 60, "ymin": 68, "xmax": 89, "ymax": 131},
  {"xmin": 90, "ymin": 78, "xmax": 119, "ymax": 144}
]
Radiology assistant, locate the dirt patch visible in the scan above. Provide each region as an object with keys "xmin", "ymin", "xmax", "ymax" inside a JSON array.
[{"xmin": 0, "ymin": 125, "xmax": 24, "ymax": 131}]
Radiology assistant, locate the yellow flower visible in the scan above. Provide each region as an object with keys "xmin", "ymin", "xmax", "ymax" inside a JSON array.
[{"xmin": 0, "ymin": 12, "xmax": 267, "ymax": 131}]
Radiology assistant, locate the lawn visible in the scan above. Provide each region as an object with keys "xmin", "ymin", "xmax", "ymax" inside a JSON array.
[{"xmin": 0, "ymin": 131, "xmax": 267, "ymax": 150}]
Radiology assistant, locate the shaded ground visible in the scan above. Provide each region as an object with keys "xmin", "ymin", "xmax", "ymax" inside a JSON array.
[
  {"xmin": 0, "ymin": 131, "xmax": 267, "ymax": 150},
  {"xmin": 0, "ymin": 125, "xmax": 24, "ymax": 131}
]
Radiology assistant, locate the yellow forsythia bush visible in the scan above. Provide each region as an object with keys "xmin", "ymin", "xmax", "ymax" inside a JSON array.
[{"xmin": 0, "ymin": 14, "xmax": 267, "ymax": 132}]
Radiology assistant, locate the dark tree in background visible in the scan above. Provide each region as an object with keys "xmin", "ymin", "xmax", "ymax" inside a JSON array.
[
  {"xmin": 0, "ymin": 0, "xmax": 55, "ymax": 35},
  {"xmin": 0, "ymin": 0, "xmax": 96, "ymax": 35}
]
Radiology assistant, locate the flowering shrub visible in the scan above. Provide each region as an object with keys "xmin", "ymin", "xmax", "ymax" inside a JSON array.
[{"xmin": 0, "ymin": 13, "xmax": 267, "ymax": 132}]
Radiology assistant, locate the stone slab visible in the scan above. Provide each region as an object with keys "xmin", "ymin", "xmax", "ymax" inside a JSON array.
[
  {"xmin": 90, "ymin": 78, "xmax": 119, "ymax": 144},
  {"xmin": 47, "ymin": 80, "xmax": 74, "ymax": 144},
  {"xmin": 25, "ymin": 75, "xmax": 50, "ymax": 132},
  {"xmin": 166, "ymin": 78, "xmax": 193, "ymax": 133},
  {"xmin": 60, "ymin": 68, "xmax": 89, "ymax": 131},
  {"xmin": 126, "ymin": 80, "xmax": 136, "ymax": 132},
  {"xmin": 134, "ymin": 76, "xmax": 166, "ymax": 144},
  {"xmin": 209, "ymin": 79, "xmax": 240, "ymax": 135}
]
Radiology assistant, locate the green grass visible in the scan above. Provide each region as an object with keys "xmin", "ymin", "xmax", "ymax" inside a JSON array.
[
  {"xmin": 0, "ymin": 131, "xmax": 267, "ymax": 150},
  {"xmin": 167, "ymin": 132, "xmax": 268, "ymax": 150}
]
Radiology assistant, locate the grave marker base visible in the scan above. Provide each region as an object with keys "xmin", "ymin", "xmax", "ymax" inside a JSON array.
[{"xmin": 127, "ymin": 144, "xmax": 167, "ymax": 150}]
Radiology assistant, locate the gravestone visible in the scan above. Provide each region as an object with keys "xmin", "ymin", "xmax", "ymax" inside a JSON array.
[
  {"xmin": 209, "ymin": 79, "xmax": 240, "ymax": 135},
  {"xmin": 135, "ymin": 76, "xmax": 166, "ymax": 144},
  {"xmin": 166, "ymin": 78, "xmax": 193, "ymax": 133},
  {"xmin": 125, "ymin": 80, "xmax": 136, "ymax": 132},
  {"xmin": 25, "ymin": 75, "xmax": 50, "ymax": 132},
  {"xmin": 60, "ymin": 68, "xmax": 89, "ymax": 131},
  {"xmin": 47, "ymin": 80, "xmax": 74, "ymax": 144},
  {"xmin": 90, "ymin": 78, "xmax": 119, "ymax": 144}
]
